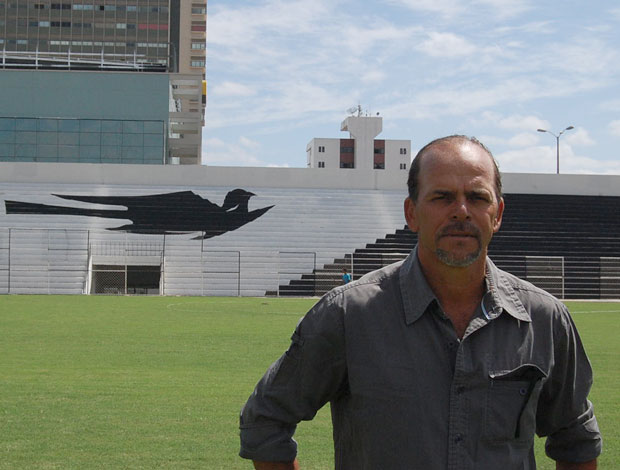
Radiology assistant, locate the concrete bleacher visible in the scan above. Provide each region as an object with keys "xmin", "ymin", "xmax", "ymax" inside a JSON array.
[
  {"xmin": 275, "ymin": 193, "xmax": 620, "ymax": 299},
  {"xmin": 1, "ymin": 162, "xmax": 619, "ymax": 299},
  {"xmin": 0, "ymin": 182, "xmax": 408, "ymax": 296}
]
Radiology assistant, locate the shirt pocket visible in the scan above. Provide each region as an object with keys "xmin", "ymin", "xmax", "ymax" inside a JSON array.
[{"xmin": 484, "ymin": 364, "xmax": 547, "ymax": 443}]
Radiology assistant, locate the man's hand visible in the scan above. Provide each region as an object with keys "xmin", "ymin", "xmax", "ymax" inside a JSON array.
[
  {"xmin": 253, "ymin": 459, "xmax": 300, "ymax": 470},
  {"xmin": 556, "ymin": 459, "xmax": 597, "ymax": 470}
]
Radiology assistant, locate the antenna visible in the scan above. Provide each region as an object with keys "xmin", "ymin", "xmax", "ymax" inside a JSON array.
[{"xmin": 346, "ymin": 104, "xmax": 363, "ymax": 116}]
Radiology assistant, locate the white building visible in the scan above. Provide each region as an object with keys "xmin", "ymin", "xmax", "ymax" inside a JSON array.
[{"xmin": 306, "ymin": 114, "xmax": 410, "ymax": 171}]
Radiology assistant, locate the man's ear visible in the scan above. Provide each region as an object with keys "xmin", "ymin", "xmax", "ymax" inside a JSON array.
[
  {"xmin": 493, "ymin": 197, "xmax": 505, "ymax": 233},
  {"xmin": 404, "ymin": 197, "xmax": 418, "ymax": 233}
]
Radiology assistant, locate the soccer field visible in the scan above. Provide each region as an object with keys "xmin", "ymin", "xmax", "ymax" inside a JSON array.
[{"xmin": 0, "ymin": 296, "xmax": 617, "ymax": 469}]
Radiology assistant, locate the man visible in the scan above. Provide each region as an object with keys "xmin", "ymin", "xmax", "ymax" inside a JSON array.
[{"xmin": 239, "ymin": 136, "xmax": 602, "ymax": 469}]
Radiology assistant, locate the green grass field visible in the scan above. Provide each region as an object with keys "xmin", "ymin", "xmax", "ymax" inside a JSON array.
[{"xmin": 0, "ymin": 296, "xmax": 617, "ymax": 469}]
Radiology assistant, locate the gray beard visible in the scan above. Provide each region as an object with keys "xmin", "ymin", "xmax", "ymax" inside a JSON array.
[{"xmin": 436, "ymin": 247, "xmax": 482, "ymax": 267}]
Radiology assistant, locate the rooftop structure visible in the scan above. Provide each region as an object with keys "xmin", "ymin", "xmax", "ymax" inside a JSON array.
[{"xmin": 307, "ymin": 111, "xmax": 410, "ymax": 172}]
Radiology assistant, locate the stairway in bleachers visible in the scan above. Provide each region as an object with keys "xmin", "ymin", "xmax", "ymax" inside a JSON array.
[{"xmin": 273, "ymin": 194, "xmax": 620, "ymax": 299}]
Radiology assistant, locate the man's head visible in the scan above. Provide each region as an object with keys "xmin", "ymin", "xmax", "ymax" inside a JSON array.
[
  {"xmin": 404, "ymin": 136, "xmax": 504, "ymax": 269},
  {"xmin": 407, "ymin": 135, "xmax": 503, "ymax": 204}
]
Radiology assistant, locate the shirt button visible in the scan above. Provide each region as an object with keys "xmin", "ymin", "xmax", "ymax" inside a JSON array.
[
  {"xmin": 519, "ymin": 387, "xmax": 528, "ymax": 396},
  {"xmin": 454, "ymin": 433, "xmax": 464, "ymax": 444},
  {"xmin": 456, "ymin": 385, "xmax": 465, "ymax": 395},
  {"xmin": 447, "ymin": 341, "xmax": 457, "ymax": 351}
]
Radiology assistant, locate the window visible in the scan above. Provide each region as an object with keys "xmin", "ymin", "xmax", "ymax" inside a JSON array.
[
  {"xmin": 340, "ymin": 146, "xmax": 354, "ymax": 153},
  {"xmin": 191, "ymin": 21, "xmax": 206, "ymax": 32},
  {"xmin": 318, "ymin": 161, "xmax": 325, "ymax": 168},
  {"xmin": 374, "ymin": 163, "xmax": 385, "ymax": 170},
  {"xmin": 400, "ymin": 148, "xmax": 407, "ymax": 155},
  {"xmin": 191, "ymin": 42, "xmax": 206, "ymax": 49},
  {"xmin": 400, "ymin": 163, "xmax": 407, "ymax": 170},
  {"xmin": 191, "ymin": 59, "xmax": 205, "ymax": 67},
  {"xmin": 318, "ymin": 146, "xmax": 325, "ymax": 153}
]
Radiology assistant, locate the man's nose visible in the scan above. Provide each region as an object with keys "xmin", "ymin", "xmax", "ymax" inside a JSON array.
[{"xmin": 451, "ymin": 197, "xmax": 471, "ymax": 220}]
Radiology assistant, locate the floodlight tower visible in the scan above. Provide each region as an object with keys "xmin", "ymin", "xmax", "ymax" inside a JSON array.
[{"xmin": 537, "ymin": 126, "xmax": 574, "ymax": 174}]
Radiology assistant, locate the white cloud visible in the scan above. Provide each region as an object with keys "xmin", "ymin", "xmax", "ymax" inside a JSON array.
[
  {"xmin": 608, "ymin": 120, "xmax": 620, "ymax": 137},
  {"xmin": 202, "ymin": 137, "xmax": 265, "ymax": 166},
  {"xmin": 213, "ymin": 81, "xmax": 256, "ymax": 97},
  {"xmin": 497, "ymin": 143, "xmax": 620, "ymax": 175},
  {"xmin": 361, "ymin": 70, "xmax": 387, "ymax": 84},
  {"xmin": 565, "ymin": 128, "xmax": 595, "ymax": 146},
  {"xmin": 559, "ymin": 148, "xmax": 620, "ymax": 175},
  {"xmin": 493, "ymin": 21, "xmax": 555, "ymax": 35},
  {"xmin": 386, "ymin": 0, "xmax": 464, "ymax": 17},
  {"xmin": 480, "ymin": 112, "xmax": 549, "ymax": 132},
  {"xmin": 389, "ymin": 0, "xmax": 532, "ymax": 19},
  {"xmin": 239, "ymin": 136, "xmax": 261, "ymax": 150},
  {"xmin": 338, "ymin": 23, "xmax": 420, "ymax": 58},
  {"xmin": 476, "ymin": 0, "xmax": 533, "ymax": 18},
  {"xmin": 600, "ymin": 99, "xmax": 620, "ymax": 112},
  {"xmin": 507, "ymin": 132, "xmax": 539, "ymax": 147},
  {"xmin": 417, "ymin": 32, "xmax": 477, "ymax": 57},
  {"xmin": 203, "ymin": 1, "xmax": 620, "ymax": 173},
  {"xmin": 496, "ymin": 146, "xmax": 556, "ymax": 173}
]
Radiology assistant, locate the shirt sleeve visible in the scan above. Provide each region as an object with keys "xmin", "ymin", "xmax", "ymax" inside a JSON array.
[
  {"xmin": 239, "ymin": 293, "xmax": 347, "ymax": 462},
  {"xmin": 537, "ymin": 304, "xmax": 602, "ymax": 463}
]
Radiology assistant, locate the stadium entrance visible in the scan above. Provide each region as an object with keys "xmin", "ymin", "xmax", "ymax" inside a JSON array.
[{"xmin": 89, "ymin": 259, "xmax": 162, "ymax": 295}]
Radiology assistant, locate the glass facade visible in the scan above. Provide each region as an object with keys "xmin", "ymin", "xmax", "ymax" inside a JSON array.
[{"xmin": 0, "ymin": 117, "xmax": 165, "ymax": 164}]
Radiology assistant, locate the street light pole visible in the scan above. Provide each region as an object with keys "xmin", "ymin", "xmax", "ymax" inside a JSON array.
[{"xmin": 537, "ymin": 126, "xmax": 574, "ymax": 174}]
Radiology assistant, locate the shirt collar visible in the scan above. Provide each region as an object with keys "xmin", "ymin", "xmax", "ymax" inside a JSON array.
[
  {"xmin": 484, "ymin": 257, "xmax": 531, "ymax": 322},
  {"xmin": 399, "ymin": 247, "xmax": 438, "ymax": 325},
  {"xmin": 399, "ymin": 246, "xmax": 531, "ymax": 325}
]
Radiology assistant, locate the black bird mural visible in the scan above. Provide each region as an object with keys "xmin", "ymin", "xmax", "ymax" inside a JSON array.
[{"xmin": 4, "ymin": 189, "xmax": 274, "ymax": 239}]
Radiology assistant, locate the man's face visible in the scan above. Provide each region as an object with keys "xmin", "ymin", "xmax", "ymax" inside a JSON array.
[{"xmin": 404, "ymin": 140, "xmax": 504, "ymax": 268}]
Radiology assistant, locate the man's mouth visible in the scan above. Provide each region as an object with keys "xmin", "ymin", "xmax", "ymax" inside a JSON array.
[
  {"xmin": 438, "ymin": 222, "xmax": 481, "ymax": 240},
  {"xmin": 442, "ymin": 232, "xmax": 476, "ymax": 238}
]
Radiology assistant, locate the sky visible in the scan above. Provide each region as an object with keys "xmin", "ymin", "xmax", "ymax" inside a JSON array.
[{"xmin": 202, "ymin": 0, "xmax": 620, "ymax": 175}]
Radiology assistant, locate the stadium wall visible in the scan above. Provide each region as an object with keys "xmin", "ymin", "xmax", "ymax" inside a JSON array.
[{"xmin": 1, "ymin": 162, "xmax": 619, "ymax": 296}]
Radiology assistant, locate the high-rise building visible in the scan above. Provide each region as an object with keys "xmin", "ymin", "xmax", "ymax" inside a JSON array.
[{"xmin": 0, "ymin": 1, "xmax": 207, "ymax": 164}]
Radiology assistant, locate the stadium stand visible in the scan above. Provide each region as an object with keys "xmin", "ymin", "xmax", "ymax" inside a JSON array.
[
  {"xmin": 274, "ymin": 194, "xmax": 620, "ymax": 299},
  {"xmin": 1, "ymin": 163, "xmax": 619, "ymax": 299}
]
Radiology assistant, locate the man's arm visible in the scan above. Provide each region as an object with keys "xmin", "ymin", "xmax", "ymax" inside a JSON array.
[
  {"xmin": 253, "ymin": 459, "xmax": 300, "ymax": 470},
  {"xmin": 240, "ymin": 295, "xmax": 347, "ymax": 464},
  {"xmin": 556, "ymin": 459, "xmax": 597, "ymax": 470}
]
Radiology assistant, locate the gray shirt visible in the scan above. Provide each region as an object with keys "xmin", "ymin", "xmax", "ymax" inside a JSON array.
[{"xmin": 239, "ymin": 249, "xmax": 602, "ymax": 469}]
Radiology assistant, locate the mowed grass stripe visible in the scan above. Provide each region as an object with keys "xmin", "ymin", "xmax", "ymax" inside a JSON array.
[{"xmin": 0, "ymin": 296, "xmax": 617, "ymax": 469}]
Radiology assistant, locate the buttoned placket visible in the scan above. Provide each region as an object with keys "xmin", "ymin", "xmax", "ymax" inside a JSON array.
[{"xmin": 446, "ymin": 305, "xmax": 496, "ymax": 470}]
